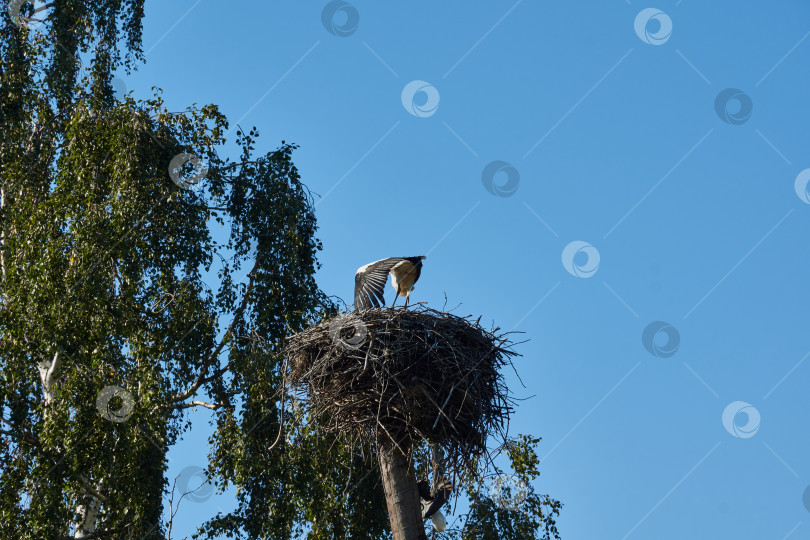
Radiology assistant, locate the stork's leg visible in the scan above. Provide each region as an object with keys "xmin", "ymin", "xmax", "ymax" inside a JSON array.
[{"xmin": 404, "ymin": 295, "xmax": 409, "ymax": 308}]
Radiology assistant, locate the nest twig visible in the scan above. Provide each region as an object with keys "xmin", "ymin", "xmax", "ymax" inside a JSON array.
[{"xmin": 285, "ymin": 305, "xmax": 518, "ymax": 472}]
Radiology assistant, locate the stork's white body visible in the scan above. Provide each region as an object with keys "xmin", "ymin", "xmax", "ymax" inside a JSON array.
[
  {"xmin": 389, "ymin": 260, "xmax": 419, "ymax": 299},
  {"xmin": 431, "ymin": 511, "xmax": 446, "ymax": 532}
]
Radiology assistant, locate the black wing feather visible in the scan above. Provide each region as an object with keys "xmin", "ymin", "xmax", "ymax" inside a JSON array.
[{"xmin": 354, "ymin": 257, "xmax": 408, "ymax": 310}]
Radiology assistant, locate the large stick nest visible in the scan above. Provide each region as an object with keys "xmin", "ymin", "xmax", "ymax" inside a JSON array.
[{"xmin": 285, "ymin": 305, "xmax": 518, "ymax": 467}]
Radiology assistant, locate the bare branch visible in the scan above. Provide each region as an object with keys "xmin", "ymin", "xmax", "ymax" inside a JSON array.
[
  {"xmin": 174, "ymin": 400, "xmax": 225, "ymax": 411},
  {"xmin": 166, "ymin": 466, "xmax": 213, "ymax": 539},
  {"xmin": 34, "ymin": 2, "xmax": 55, "ymax": 14}
]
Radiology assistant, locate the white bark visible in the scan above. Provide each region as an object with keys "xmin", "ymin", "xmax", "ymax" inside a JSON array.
[
  {"xmin": 36, "ymin": 350, "xmax": 61, "ymax": 406},
  {"xmin": 74, "ymin": 478, "xmax": 105, "ymax": 538},
  {"xmin": 1, "ymin": 187, "xmax": 5, "ymax": 281}
]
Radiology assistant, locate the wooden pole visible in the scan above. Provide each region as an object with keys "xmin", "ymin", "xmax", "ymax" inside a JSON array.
[{"xmin": 377, "ymin": 436, "xmax": 427, "ymax": 540}]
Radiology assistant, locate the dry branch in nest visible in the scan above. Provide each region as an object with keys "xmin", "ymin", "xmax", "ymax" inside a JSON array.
[{"xmin": 285, "ymin": 305, "xmax": 518, "ymax": 472}]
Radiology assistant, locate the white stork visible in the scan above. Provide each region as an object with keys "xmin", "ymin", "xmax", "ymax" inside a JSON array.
[{"xmin": 354, "ymin": 256, "xmax": 426, "ymax": 310}]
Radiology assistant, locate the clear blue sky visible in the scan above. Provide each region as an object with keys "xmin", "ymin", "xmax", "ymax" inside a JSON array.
[{"xmin": 124, "ymin": 1, "xmax": 810, "ymax": 538}]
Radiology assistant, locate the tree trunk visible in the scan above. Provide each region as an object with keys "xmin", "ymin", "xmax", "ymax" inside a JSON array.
[
  {"xmin": 75, "ymin": 478, "xmax": 104, "ymax": 538},
  {"xmin": 377, "ymin": 436, "xmax": 426, "ymax": 540}
]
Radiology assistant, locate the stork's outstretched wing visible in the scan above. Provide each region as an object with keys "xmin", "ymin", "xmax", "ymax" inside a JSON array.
[{"xmin": 354, "ymin": 257, "xmax": 407, "ymax": 309}]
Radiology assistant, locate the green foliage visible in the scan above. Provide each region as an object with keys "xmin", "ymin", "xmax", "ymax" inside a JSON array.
[
  {"xmin": 400, "ymin": 435, "xmax": 560, "ymax": 540},
  {"xmin": 456, "ymin": 436, "xmax": 561, "ymax": 540},
  {"xmin": 0, "ymin": 3, "xmax": 561, "ymax": 539}
]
